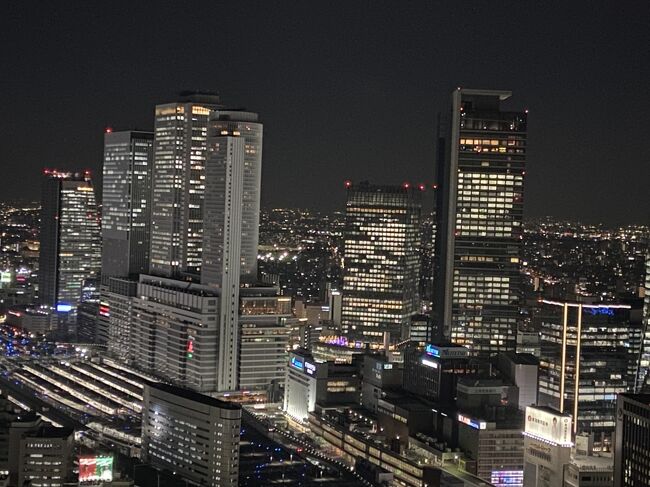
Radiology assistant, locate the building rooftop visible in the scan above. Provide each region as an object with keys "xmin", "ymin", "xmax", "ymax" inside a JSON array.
[
  {"xmin": 570, "ymin": 455, "xmax": 613, "ymax": 472},
  {"xmin": 502, "ymin": 352, "xmax": 539, "ymax": 365},
  {"xmin": 619, "ymin": 393, "xmax": 650, "ymax": 406},
  {"xmin": 147, "ymin": 381, "xmax": 241, "ymax": 410}
]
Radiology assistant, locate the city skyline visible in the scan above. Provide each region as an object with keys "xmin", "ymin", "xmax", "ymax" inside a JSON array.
[{"xmin": 2, "ymin": 2, "xmax": 649, "ymax": 225}]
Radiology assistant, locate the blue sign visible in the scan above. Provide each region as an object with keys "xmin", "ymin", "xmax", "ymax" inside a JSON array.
[
  {"xmin": 586, "ymin": 307, "xmax": 614, "ymax": 316},
  {"xmin": 290, "ymin": 356, "xmax": 304, "ymax": 370},
  {"xmin": 56, "ymin": 303, "xmax": 73, "ymax": 313},
  {"xmin": 425, "ymin": 344, "xmax": 440, "ymax": 357}
]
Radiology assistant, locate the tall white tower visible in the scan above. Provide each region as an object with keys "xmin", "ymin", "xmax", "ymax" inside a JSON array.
[{"xmin": 201, "ymin": 110, "xmax": 263, "ymax": 391}]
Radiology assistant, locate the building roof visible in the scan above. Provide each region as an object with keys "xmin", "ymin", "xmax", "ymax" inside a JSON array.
[
  {"xmin": 619, "ymin": 393, "xmax": 650, "ymax": 406},
  {"xmin": 146, "ymin": 381, "xmax": 241, "ymax": 410},
  {"xmin": 502, "ymin": 352, "xmax": 539, "ymax": 365}
]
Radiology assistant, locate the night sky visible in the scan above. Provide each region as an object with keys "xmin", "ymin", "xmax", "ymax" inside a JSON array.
[{"xmin": 2, "ymin": 1, "xmax": 649, "ymax": 224}]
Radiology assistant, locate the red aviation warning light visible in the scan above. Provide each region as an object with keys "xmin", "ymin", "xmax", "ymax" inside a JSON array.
[{"xmin": 344, "ymin": 180, "xmax": 352, "ymax": 188}]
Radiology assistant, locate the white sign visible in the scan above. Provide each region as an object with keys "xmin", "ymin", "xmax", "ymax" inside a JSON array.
[{"xmin": 524, "ymin": 406, "xmax": 572, "ymax": 446}]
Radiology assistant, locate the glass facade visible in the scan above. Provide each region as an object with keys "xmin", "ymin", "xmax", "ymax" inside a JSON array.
[
  {"xmin": 149, "ymin": 95, "xmax": 222, "ymax": 277},
  {"xmin": 38, "ymin": 171, "xmax": 101, "ymax": 311},
  {"xmin": 435, "ymin": 89, "xmax": 526, "ymax": 357},
  {"xmin": 538, "ymin": 301, "xmax": 643, "ymax": 445},
  {"xmin": 102, "ymin": 130, "xmax": 153, "ymax": 277},
  {"xmin": 341, "ymin": 183, "xmax": 422, "ymax": 343},
  {"xmin": 636, "ymin": 251, "xmax": 650, "ymax": 392}
]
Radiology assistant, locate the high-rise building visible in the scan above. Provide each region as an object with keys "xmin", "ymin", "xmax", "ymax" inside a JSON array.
[
  {"xmin": 141, "ymin": 381, "xmax": 241, "ymax": 487},
  {"xmin": 101, "ymin": 130, "xmax": 154, "ymax": 278},
  {"xmin": 636, "ymin": 250, "xmax": 650, "ymax": 392},
  {"xmin": 38, "ymin": 170, "xmax": 101, "ymax": 312},
  {"xmin": 201, "ymin": 109, "xmax": 263, "ymax": 392},
  {"xmin": 341, "ymin": 182, "xmax": 422, "ymax": 343},
  {"xmin": 434, "ymin": 88, "xmax": 527, "ymax": 357},
  {"xmin": 149, "ymin": 92, "xmax": 223, "ymax": 278},
  {"xmin": 103, "ymin": 277, "xmax": 138, "ymax": 361},
  {"xmin": 76, "ymin": 278, "xmax": 104, "ymax": 343},
  {"xmin": 614, "ymin": 393, "xmax": 650, "ymax": 487},
  {"xmin": 537, "ymin": 299, "xmax": 643, "ymax": 445}
]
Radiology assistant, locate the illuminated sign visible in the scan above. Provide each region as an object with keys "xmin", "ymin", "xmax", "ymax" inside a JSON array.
[
  {"xmin": 99, "ymin": 302, "xmax": 110, "ymax": 318},
  {"xmin": 186, "ymin": 338, "xmax": 195, "ymax": 359},
  {"xmin": 304, "ymin": 361, "xmax": 316, "ymax": 375},
  {"xmin": 421, "ymin": 358, "xmax": 439, "ymax": 369},
  {"xmin": 490, "ymin": 470, "xmax": 523, "ymax": 486},
  {"xmin": 425, "ymin": 344, "xmax": 440, "ymax": 357},
  {"xmin": 458, "ymin": 413, "xmax": 486, "ymax": 430},
  {"xmin": 524, "ymin": 406, "xmax": 572, "ymax": 446},
  {"xmin": 290, "ymin": 356, "xmax": 304, "ymax": 370},
  {"xmin": 79, "ymin": 455, "xmax": 113, "ymax": 482},
  {"xmin": 56, "ymin": 303, "xmax": 73, "ymax": 313},
  {"xmin": 0, "ymin": 271, "xmax": 11, "ymax": 283},
  {"xmin": 586, "ymin": 307, "xmax": 614, "ymax": 316},
  {"xmin": 383, "ymin": 363, "xmax": 393, "ymax": 370}
]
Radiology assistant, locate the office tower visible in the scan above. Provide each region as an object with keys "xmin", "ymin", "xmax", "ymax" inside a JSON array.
[
  {"xmin": 76, "ymin": 278, "xmax": 103, "ymax": 343},
  {"xmin": 149, "ymin": 92, "xmax": 223, "ymax": 278},
  {"xmin": 141, "ymin": 382, "xmax": 241, "ymax": 487},
  {"xmin": 8, "ymin": 415, "xmax": 74, "ymax": 487},
  {"xmin": 522, "ymin": 406, "xmax": 573, "ymax": 487},
  {"xmin": 238, "ymin": 286, "xmax": 291, "ymax": 392},
  {"xmin": 537, "ymin": 299, "xmax": 643, "ymax": 445},
  {"xmin": 38, "ymin": 170, "xmax": 101, "ymax": 311},
  {"xmin": 614, "ymin": 393, "xmax": 650, "ymax": 487},
  {"xmin": 201, "ymin": 109, "xmax": 263, "ymax": 392},
  {"xmin": 434, "ymin": 88, "xmax": 527, "ymax": 357},
  {"xmin": 341, "ymin": 182, "xmax": 422, "ymax": 343},
  {"xmin": 131, "ymin": 275, "xmax": 219, "ymax": 392},
  {"xmin": 636, "ymin": 250, "xmax": 650, "ymax": 391},
  {"xmin": 101, "ymin": 130, "xmax": 154, "ymax": 278},
  {"xmin": 103, "ymin": 277, "xmax": 138, "ymax": 361}
]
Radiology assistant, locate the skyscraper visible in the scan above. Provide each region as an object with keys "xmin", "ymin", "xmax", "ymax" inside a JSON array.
[
  {"xmin": 101, "ymin": 129, "xmax": 154, "ymax": 278},
  {"xmin": 38, "ymin": 170, "xmax": 101, "ymax": 312},
  {"xmin": 537, "ymin": 299, "xmax": 643, "ymax": 445},
  {"xmin": 434, "ymin": 88, "xmax": 527, "ymax": 357},
  {"xmin": 149, "ymin": 92, "xmax": 223, "ymax": 278},
  {"xmin": 201, "ymin": 109, "xmax": 263, "ymax": 391},
  {"xmin": 635, "ymin": 250, "xmax": 650, "ymax": 392},
  {"xmin": 341, "ymin": 182, "xmax": 422, "ymax": 343},
  {"xmin": 614, "ymin": 393, "xmax": 650, "ymax": 487}
]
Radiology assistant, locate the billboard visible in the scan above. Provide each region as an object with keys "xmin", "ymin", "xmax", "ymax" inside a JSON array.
[
  {"xmin": 79, "ymin": 455, "xmax": 113, "ymax": 482},
  {"xmin": 524, "ymin": 406, "xmax": 572, "ymax": 446}
]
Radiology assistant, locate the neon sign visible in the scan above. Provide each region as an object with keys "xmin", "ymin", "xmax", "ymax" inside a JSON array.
[
  {"xmin": 425, "ymin": 344, "xmax": 440, "ymax": 357},
  {"xmin": 586, "ymin": 307, "xmax": 614, "ymax": 316},
  {"xmin": 421, "ymin": 358, "xmax": 439, "ymax": 369},
  {"xmin": 304, "ymin": 361, "xmax": 316, "ymax": 375},
  {"xmin": 290, "ymin": 356, "xmax": 304, "ymax": 370},
  {"xmin": 458, "ymin": 413, "xmax": 486, "ymax": 430}
]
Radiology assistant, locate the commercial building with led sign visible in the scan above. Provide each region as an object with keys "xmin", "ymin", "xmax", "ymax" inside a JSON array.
[
  {"xmin": 284, "ymin": 349, "xmax": 360, "ymax": 423},
  {"xmin": 458, "ymin": 413, "xmax": 487, "ymax": 430},
  {"xmin": 522, "ymin": 405, "xmax": 573, "ymax": 487},
  {"xmin": 79, "ymin": 455, "xmax": 113, "ymax": 482}
]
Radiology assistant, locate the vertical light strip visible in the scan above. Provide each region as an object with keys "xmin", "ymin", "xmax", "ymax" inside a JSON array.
[
  {"xmin": 560, "ymin": 303, "xmax": 569, "ymax": 413},
  {"xmin": 573, "ymin": 304, "xmax": 583, "ymax": 434}
]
